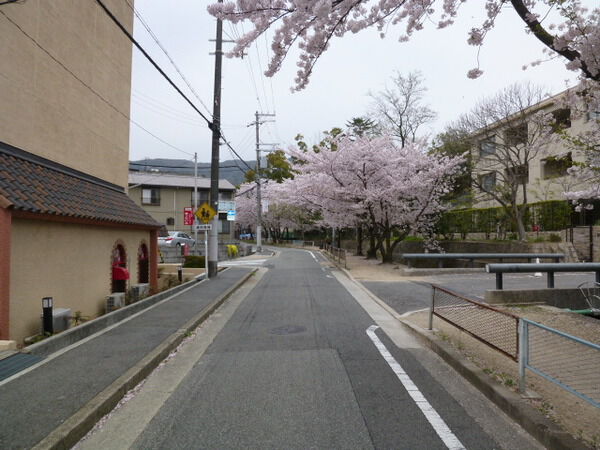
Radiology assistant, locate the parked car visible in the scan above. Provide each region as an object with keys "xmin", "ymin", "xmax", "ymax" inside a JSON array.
[
  {"xmin": 239, "ymin": 233, "xmax": 253, "ymax": 240},
  {"xmin": 158, "ymin": 231, "xmax": 196, "ymax": 248}
]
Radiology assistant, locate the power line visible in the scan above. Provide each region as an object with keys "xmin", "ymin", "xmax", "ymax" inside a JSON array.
[
  {"xmin": 97, "ymin": 0, "xmax": 254, "ymax": 173},
  {"xmin": 130, "ymin": 162, "xmax": 250, "ymax": 170},
  {"xmin": 0, "ymin": 8, "xmax": 194, "ymax": 157},
  {"xmin": 94, "ymin": 0, "xmax": 213, "ymax": 128},
  {"xmin": 123, "ymin": 0, "xmax": 214, "ymax": 119}
]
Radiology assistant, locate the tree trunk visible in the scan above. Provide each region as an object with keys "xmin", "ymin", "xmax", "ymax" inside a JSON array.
[
  {"xmin": 366, "ymin": 229, "xmax": 377, "ymax": 259},
  {"xmin": 356, "ymin": 226, "xmax": 364, "ymax": 256}
]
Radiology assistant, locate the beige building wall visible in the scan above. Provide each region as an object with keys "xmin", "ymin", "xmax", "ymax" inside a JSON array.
[
  {"xmin": 129, "ymin": 186, "xmax": 197, "ymax": 232},
  {"xmin": 9, "ymin": 219, "xmax": 150, "ymax": 345},
  {"xmin": 473, "ymin": 104, "xmax": 595, "ymax": 209},
  {"xmin": 0, "ymin": 0, "xmax": 133, "ymax": 188}
]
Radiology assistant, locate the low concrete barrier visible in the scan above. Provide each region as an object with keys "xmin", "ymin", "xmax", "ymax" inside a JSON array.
[
  {"xmin": 25, "ymin": 275, "xmax": 205, "ymax": 357},
  {"xmin": 485, "ymin": 288, "xmax": 590, "ymax": 310}
]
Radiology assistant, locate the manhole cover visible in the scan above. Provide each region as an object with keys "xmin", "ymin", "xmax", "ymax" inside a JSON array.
[{"xmin": 270, "ymin": 325, "xmax": 306, "ymax": 335}]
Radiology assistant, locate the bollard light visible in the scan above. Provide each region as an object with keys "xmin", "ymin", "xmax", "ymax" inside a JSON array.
[
  {"xmin": 42, "ymin": 296, "xmax": 54, "ymax": 334},
  {"xmin": 42, "ymin": 296, "xmax": 53, "ymax": 308}
]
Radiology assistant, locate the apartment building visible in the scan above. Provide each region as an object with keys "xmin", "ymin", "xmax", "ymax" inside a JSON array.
[
  {"xmin": 471, "ymin": 87, "xmax": 598, "ymax": 209},
  {"xmin": 0, "ymin": 1, "xmax": 160, "ymax": 345},
  {"xmin": 128, "ymin": 172, "xmax": 237, "ymax": 237}
]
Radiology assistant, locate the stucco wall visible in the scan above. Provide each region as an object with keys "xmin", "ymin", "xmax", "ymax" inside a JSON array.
[
  {"xmin": 472, "ymin": 100, "xmax": 595, "ymax": 209},
  {"xmin": 9, "ymin": 219, "xmax": 151, "ymax": 345},
  {"xmin": 0, "ymin": 0, "xmax": 133, "ymax": 187},
  {"xmin": 129, "ymin": 185, "xmax": 235, "ymax": 237}
]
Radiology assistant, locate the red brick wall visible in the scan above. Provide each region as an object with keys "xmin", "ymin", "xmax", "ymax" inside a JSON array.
[{"xmin": 0, "ymin": 208, "xmax": 11, "ymax": 340}]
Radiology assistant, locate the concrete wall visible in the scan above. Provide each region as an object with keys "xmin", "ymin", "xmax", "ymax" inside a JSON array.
[
  {"xmin": 0, "ymin": 0, "xmax": 133, "ymax": 187},
  {"xmin": 9, "ymin": 218, "xmax": 151, "ymax": 345}
]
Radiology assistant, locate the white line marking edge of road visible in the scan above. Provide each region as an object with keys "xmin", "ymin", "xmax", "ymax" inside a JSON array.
[{"xmin": 366, "ymin": 325, "xmax": 466, "ymax": 450}]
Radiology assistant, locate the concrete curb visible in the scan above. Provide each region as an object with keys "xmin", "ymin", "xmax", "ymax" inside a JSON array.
[
  {"xmin": 31, "ymin": 268, "xmax": 258, "ymax": 450},
  {"xmin": 332, "ymin": 260, "xmax": 588, "ymax": 450}
]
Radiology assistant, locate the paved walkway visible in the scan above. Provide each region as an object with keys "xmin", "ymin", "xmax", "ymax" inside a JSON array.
[{"xmin": 0, "ymin": 267, "xmax": 253, "ymax": 450}]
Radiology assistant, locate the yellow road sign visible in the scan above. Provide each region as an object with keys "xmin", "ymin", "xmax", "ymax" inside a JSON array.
[{"xmin": 195, "ymin": 202, "xmax": 217, "ymax": 224}]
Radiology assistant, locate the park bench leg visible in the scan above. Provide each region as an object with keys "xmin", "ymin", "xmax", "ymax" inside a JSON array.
[
  {"xmin": 547, "ymin": 272, "xmax": 555, "ymax": 288},
  {"xmin": 496, "ymin": 273, "xmax": 503, "ymax": 290}
]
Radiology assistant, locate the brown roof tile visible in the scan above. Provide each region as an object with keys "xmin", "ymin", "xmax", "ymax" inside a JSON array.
[{"xmin": 0, "ymin": 142, "xmax": 160, "ymax": 228}]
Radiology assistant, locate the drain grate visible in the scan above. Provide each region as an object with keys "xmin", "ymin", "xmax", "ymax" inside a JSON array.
[
  {"xmin": 270, "ymin": 325, "xmax": 306, "ymax": 335},
  {"xmin": 0, "ymin": 353, "xmax": 44, "ymax": 382}
]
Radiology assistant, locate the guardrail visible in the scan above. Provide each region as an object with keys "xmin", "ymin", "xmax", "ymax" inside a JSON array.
[
  {"xmin": 402, "ymin": 253, "xmax": 564, "ymax": 268},
  {"xmin": 429, "ymin": 285, "xmax": 519, "ymax": 360},
  {"xmin": 519, "ymin": 318, "xmax": 600, "ymax": 408},
  {"xmin": 323, "ymin": 244, "xmax": 347, "ymax": 269},
  {"xmin": 486, "ymin": 262, "xmax": 600, "ymax": 289}
]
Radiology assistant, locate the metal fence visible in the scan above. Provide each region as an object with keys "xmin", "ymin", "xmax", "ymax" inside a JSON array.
[
  {"xmin": 519, "ymin": 319, "xmax": 600, "ymax": 408},
  {"xmin": 323, "ymin": 244, "xmax": 347, "ymax": 268},
  {"xmin": 430, "ymin": 285, "xmax": 520, "ymax": 361}
]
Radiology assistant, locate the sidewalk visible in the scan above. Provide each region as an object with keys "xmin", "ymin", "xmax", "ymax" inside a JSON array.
[{"xmin": 0, "ymin": 267, "xmax": 255, "ymax": 450}]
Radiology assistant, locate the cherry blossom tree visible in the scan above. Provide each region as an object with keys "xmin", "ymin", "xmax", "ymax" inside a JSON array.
[
  {"xmin": 208, "ymin": 1, "xmax": 600, "ymax": 91},
  {"xmin": 278, "ymin": 134, "xmax": 462, "ymax": 263},
  {"xmin": 234, "ymin": 182, "xmax": 318, "ymax": 241}
]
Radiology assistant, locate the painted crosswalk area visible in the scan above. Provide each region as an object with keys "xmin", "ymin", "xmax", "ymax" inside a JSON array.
[{"xmin": 220, "ymin": 259, "xmax": 268, "ymax": 267}]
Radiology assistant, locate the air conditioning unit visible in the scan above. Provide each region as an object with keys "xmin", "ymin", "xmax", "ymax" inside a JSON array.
[
  {"xmin": 40, "ymin": 308, "xmax": 71, "ymax": 333},
  {"xmin": 130, "ymin": 283, "xmax": 149, "ymax": 303},
  {"xmin": 106, "ymin": 293, "xmax": 126, "ymax": 312}
]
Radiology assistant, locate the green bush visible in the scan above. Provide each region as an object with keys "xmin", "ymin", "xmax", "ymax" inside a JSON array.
[
  {"xmin": 438, "ymin": 200, "xmax": 572, "ymax": 235},
  {"xmin": 183, "ymin": 255, "xmax": 205, "ymax": 268},
  {"xmin": 548, "ymin": 233, "xmax": 562, "ymax": 242},
  {"xmin": 227, "ymin": 244, "xmax": 239, "ymax": 258},
  {"xmin": 402, "ymin": 235, "xmax": 424, "ymax": 242}
]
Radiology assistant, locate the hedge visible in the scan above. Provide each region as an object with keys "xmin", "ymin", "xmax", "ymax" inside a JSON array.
[{"xmin": 437, "ymin": 200, "xmax": 572, "ymax": 236}]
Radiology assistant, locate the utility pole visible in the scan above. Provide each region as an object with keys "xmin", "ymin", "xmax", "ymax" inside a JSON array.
[
  {"xmin": 193, "ymin": 152, "xmax": 198, "ymax": 255},
  {"xmin": 249, "ymin": 111, "xmax": 276, "ymax": 253},
  {"xmin": 208, "ymin": 1, "xmax": 223, "ymax": 278}
]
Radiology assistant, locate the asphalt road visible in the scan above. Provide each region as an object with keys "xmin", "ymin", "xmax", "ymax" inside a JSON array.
[{"xmin": 80, "ymin": 248, "xmax": 542, "ymax": 449}]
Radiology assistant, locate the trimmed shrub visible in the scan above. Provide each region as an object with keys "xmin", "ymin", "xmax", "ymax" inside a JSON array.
[{"xmin": 183, "ymin": 255, "xmax": 205, "ymax": 268}]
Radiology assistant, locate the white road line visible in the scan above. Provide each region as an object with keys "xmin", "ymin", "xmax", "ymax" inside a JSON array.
[
  {"xmin": 366, "ymin": 325, "xmax": 465, "ymax": 450},
  {"xmin": 308, "ymin": 250, "xmax": 319, "ymax": 263}
]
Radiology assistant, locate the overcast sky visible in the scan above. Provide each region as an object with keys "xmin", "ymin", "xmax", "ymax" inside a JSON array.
[{"xmin": 128, "ymin": 1, "xmax": 589, "ymax": 165}]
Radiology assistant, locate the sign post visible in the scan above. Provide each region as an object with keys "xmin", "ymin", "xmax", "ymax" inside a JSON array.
[{"xmin": 195, "ymin": 203, "xmax": 216, "ymax": 278}]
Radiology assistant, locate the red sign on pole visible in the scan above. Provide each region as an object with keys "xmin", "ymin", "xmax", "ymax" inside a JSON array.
[{"xmin": 184, "ymin": 207, "xmax": 194, "ymax": 226}]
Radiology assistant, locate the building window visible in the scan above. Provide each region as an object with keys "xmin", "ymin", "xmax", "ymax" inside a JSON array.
[
  {"xmin": 505, "ymin": 164, "xmax": 529, "ymax": 185},
  {"xmin": 504, "ymin": 123, "xmax": 528, "ymax": 146},
  {"xmin": 551, "ymin": 108, "xmax": 571, "ymax": 132},
  {"xmin": 218, "ymin": 213, "xmax": 230, "ymax": 234},
  {"xmin": 192, "ymin": 190, "xmax": 209, "ymax": 205},
  {"xmin": 543, "ymin": 153, "xmax": 573, "ymax": 179},
  {"xmin": 166, "ymin": 217, "xmax": 175, "ymax": 226},
  {"xmin": 142, "ymin": 187, "xmax": 160, "ymax": 205},
  {"xmin": 219, "ymin": 191, "xmax": 233, "ymax": 200},
  {"xmin": 479, "ymin": 138, "xmax": 496, "ymax": 156},
  {"xmin": 480, "ymin": 172, "xmax": 496, "ymax": 191}
]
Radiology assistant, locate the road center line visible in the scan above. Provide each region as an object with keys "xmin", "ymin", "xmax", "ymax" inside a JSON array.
[{"xmin": 366, "ymin": 325, "xmax": 465, "ymax": 450}]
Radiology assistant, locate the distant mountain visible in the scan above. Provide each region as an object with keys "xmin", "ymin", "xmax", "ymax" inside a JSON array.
[{"xmin": 129, "ymin": 158, "xmax": 255, "ymax": 187}]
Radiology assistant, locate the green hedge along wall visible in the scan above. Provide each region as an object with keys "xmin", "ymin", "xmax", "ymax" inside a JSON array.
[{"xmin": 437, "ymin": 200, "xmax": 572, "ymax": 237}]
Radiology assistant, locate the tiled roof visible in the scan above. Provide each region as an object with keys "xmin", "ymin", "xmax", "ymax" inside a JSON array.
[{"xmin": 0, "ymin": 142, "xmax": 160, "ymax": 228}]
